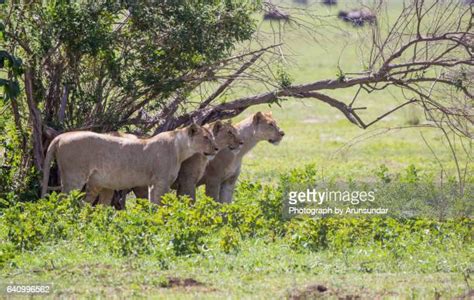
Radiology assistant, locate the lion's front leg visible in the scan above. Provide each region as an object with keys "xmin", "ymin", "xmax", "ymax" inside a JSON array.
[
  {"xmin": 204, "ymin": 179, "xmax": 221, "ymax": 202},
  {"xmin": 149, "ymin": 181, "xmax": 170, "ymax": 205},
  {"xmin": 177, "ymin": 179, "xmax": 197, "ymax": 201},
  {"xmin": 219, "ymin": 168, "xmax": 240, "ymax": 204},
  {"xmin": 219, "ymin": 180, "xmax": 237, "ymax": 204}
]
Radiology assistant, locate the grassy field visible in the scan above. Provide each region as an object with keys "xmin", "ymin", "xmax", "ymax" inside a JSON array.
[
  {"xmin": 2, "ymin": 240, "xmax": 472, "ymax": 299},
  {"xmin": 231, "ymin": 0, "xmax": 471, "ymax": 181},
  {"xmin": 1, "ymin": 192, "xmax": 472, "ymax": 299},
  {"xmin": 1, "ymin": 1, "xmax": 472, "ymax": 299}
]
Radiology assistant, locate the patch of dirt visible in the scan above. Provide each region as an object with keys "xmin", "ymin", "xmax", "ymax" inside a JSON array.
[
  {"xmin": 159, "ymin": 276, "xmax": 217, "ymax": 292},
  {"xmin": 289, "ymin": 284, "xmax": 329, "ymax": 300},
  {"xmin": 166, "ymin": 277, "xmax": 203, "ymax": 288},
  {"xmin": 159, "ymin": 276, "xmax": 218, "ymax": 293},
  {"xmin": 289, "ymin": 284, "xmax": 362, "ymax": 300},
  {"xmin": 453, "ymin": 289, "xmax": 474, "ymax": 299}
]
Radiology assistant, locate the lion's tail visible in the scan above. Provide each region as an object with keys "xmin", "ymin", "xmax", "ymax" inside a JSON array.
[{"xmin": 41, "ymin": 137, "xmax": 60, "ymax": 198}]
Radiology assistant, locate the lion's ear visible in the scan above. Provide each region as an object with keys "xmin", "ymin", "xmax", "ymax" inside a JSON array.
[
  {"xmin": 265, "ymin": 111, "xmax": 273, "ymax": 117},
  {"xmin": 188, "ymin": 123, "xmax": 199, "ymax": 137},
  {"xmin": 253, "ymin": 112, "xmax": 264, "ymax": 125},
  {"xmin": 212, "ymin": 120, "xmax": 223, "ymax": 135}
]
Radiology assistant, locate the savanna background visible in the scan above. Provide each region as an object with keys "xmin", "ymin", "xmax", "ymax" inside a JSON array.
[{"xmin": 0, "ymin": 0, "xmax": 472, "ymax": 298}]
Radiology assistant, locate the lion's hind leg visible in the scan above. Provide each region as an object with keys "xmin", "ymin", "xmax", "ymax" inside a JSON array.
[
  {"xmin": 61, "ymin": 174, "xmax": 87, "ymax": 195},
  {"xmin": 84, "ymin": 184, "xmax": 102, "ymax": 204},
  {"xmin": 97, "ymin": 189, "xmax": 114, "ymax": 206}
]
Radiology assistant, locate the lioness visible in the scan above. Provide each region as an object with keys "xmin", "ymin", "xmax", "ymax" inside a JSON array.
[
  {"xmin": 91, "ymin": 131, "xmax": 142, "ymax": 208},
  {"xmin": 131, "ymin": 120, "xmax": 243, "ymax": 201},
  {"xmin": 95, "ymin": 121, "xmax": 242, "ymax": 207},
  {"xmin": 41, "ymin": 124, "xmax": 218, "ymax": 204},
  {"xmin": 199, "ymin": 112, "xmax": 284, "ymax": 203},
  {"xmin": 171, "ymin": 120, "xmax": 243, "ymax": 200}
]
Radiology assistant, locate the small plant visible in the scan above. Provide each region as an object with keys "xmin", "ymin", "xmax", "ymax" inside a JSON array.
[
  {"xmin": 375, "ymin": 164, "xmax": 391, "ymax": 183},
  {"xmin": 276, "ymin": 65, "xmax": 293, "ymax": 89},
  {"xmin": 336, "ymin": 66, "xmax": 346, "ymax": 82},
  {"xmin": 219, "ymin": 226, "xmax": 240, "ymax": 253},
  {"xmin": 401, "ymin": 164, "xmax": 419, "ymax": 183}
]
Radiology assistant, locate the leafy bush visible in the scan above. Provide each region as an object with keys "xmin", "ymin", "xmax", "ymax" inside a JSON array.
[
  {"xmin": 279, "ymin": 163, "xmax": 472, "ymax": 219},
  {"xmin": 284, "ymin": 216, "xmax": 472, "ymax": 252},
  {"xmin": 0, "ymin": 122, "xmax": 41, "ymax": 205},
  {"xmin": 0, "ymin": 164, "xmax": 471, "ymax": 272},
  {"xmin": 2, "ymin": 191, "xmax": 83, "ymax": 252}
]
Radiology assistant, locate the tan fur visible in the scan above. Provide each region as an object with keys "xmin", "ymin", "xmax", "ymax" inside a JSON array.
[
  {"xmin": 199, "ymin": 112, "xmax": 284, "ymax": 203},
  {"xmin": 131, "ymin": 186, "xmax": 148, "ymax": 199},
  {"xmin": 93, "ymin": 132, "xmax": 141, "ymax": 206},
  {"xmin": 172, "ymin": 120, "xmax": 243, "ymax": 200},
  {"xmin": 106, "ymin": 131, "xmax": 142, "ymax": 140},
  {"xmin": 41, "ymin": 125, "xmax": 218, "ymax": 205}
]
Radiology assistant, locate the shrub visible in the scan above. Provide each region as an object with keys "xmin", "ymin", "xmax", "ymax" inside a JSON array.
[
  {"xmin": 284, "ymin": 216, "xmax": 472, "ymax": 255},
  {"xmin": 0, "ymin": 122, "xmax": 41, "ymax": 205},
  {"xmin": 0, "ymin": 163, "xmax": 471, "ymax": 272}
]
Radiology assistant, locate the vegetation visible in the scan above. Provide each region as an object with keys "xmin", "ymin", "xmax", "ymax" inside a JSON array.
[
  {"xmin": 1, "ymin": 165, "xmax": 472, "ymax": 297},
  {"xmin": 1, "ymin": 0, "xmax": 259, "ymax": 198},
  {"xmin": 1, "ymin": 0, "xmax": 472, "ymax": 199},
  {"xmin": 0, "ymin": 0, "xmax": 472, "ymax": 298}
]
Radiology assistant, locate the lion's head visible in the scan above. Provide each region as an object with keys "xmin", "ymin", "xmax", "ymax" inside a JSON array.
[
  {"xmin": 187, "ymin": 124, "xmax": 219, "ymax": 157},
  {"xmin": 209, "ymin": 120, "xmax": 243, "ymax": 153},
  {"xmin": 252, "ymin": 112, "xmax": 285, "ymax": 145}
]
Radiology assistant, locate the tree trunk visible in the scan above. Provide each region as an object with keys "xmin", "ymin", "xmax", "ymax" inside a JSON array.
[{"xmin": 24, "ymin": 67, "xmax": 44, "ymax": 171}]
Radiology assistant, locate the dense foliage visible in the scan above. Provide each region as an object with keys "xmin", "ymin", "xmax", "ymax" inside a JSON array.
[
  {"xmin": 6, "ymin": 0, "xmax": 256, "ymax": 128},
  {"xmin": 0, "ymin": 0, "xmax": 259, "ymax": 199},
  {"xmin": 1, "ymin": 165, "xmax": 471, "ymax": 272}
]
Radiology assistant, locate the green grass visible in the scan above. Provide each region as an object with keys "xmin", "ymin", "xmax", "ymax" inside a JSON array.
[
  {"xmin": 2, "ymin": 239, "xmax": 472, "ymax": 299},
  {"xmin": 238, "ymin": 102, "xmax": 462, "ymax": 181},
  {"xmin": 0, "ymin": 181, "xmax": 472, "ymax": 298},
  {"xmin": 229, "ymin": 1, "xmax": 472, "ymax": 181}
]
